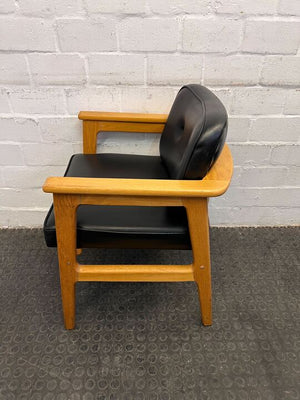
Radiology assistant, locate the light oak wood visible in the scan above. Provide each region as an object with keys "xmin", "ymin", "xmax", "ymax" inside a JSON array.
[
  {"xmin": 76, "ymin": 264, "xmax": 194, "ymax": 282},
  {"xmin": 78, "ymin": 111, "xmax": 168, "ymax": 123},
  {"xmin": 83, "ymin": 120, "xmax": 98, "ymax": 154},
  {"xmin": 43, "ymin": 176, "xmax": 230, "ymax": 198},
  {"xmin": 51, "ymin": 191, "xmax": 214, "ymax": 329},
  {"xmin": 94, "ymin": 121, "xmax": 166, "ymax": 133},
  {"xmin": 43, "ymin": 145, "xmax": 233, "ymax": 198},
  {"xmin": 53, "ymin": 194, "xmax": 77, "ymax": 330},
  {"xmin": 184, "ymin": 197, "xmax": 212, "ymax": 326},
  {"xmin": 204, "ymin": 144, "xmax": 233, "ymax": 182},
  {"xmin": 83, "ymin": 120, "xmax": 165, "ymax": 154},
  {"xmin": 44, "ymin": 111, "xmax": 233, "ymax": 329},
  {"xmin": 74, "ymin": 194, "xmax": 182, "ymax": 207},
  {"xmin": 82, "ymin": 118, "xmax": 166, "ymax": 154}
]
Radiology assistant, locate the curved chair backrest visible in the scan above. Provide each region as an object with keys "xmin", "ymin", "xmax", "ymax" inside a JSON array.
[{"xmin": 159, "ymin": 84, "xmax": 228, "ymax": 180}]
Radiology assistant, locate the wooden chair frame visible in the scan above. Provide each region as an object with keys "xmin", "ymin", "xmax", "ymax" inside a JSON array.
[{"xmin": 43, "ymin": 112, "xmax": 233, "ymax": 329}]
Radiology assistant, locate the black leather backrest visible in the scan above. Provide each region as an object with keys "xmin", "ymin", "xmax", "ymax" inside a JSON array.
[{"xmin": 159, "ymin": 85, "xmax": 228, "ymax": 180}]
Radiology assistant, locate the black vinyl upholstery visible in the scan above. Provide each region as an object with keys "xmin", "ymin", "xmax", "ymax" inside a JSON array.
[
  {"xmin": 44, "ymin": 154, "xmax": 191, "ymax": 249},
  {"xmin": 160, "ymin": 85, "xmax": 227, "ymax": 179},
  {"xmin": 44, "ymin": 84, "xmax": 228, "ymax": 249}
]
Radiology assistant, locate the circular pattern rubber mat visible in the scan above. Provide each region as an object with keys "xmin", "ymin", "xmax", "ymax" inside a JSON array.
[{"xmin": 0, "ymin": 228, "xmax": 299, "ymax": 399}]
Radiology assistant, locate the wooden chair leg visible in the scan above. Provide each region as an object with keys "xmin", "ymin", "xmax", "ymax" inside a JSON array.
[
  {"xmin": 184, "ymin": 198, "xmax": 212, "ymax": 326},
  {"xmin": 53, "ymin": 194, "xmax": 77, "ymax": 329}
]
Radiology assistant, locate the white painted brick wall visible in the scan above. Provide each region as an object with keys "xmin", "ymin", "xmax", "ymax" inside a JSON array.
[
  {"xmin": 204, "ymin": 56, "xmax": 263, "ymax": 86},
  {"xmin": 233, "ymin": 166, "xmax": 289, "ymax": 187},
  {"xmin": 0, "ymin": 145, "xmax": 24, "ymax": 166},
  {"xmin": 0, "ymin": 118, "xmax": 40, "ymax": 142},
  {"xmin": 148, "ymin": 55, "xmax": 203, "ymax": 85},
  {"xmin": 0, "ymin": 0, "xmax": 15, "ymax": 13},
  {"xmin": 261, "ymin": 57, "xmax": 300, "ymax": 86},
  {"xmin": 86, "ymin": 0, "xmax": 146, "ymax": 14},
  {"xmin": 0, "ymin": 1, "xmax": 299, "ymax": 227},
  {"xmin": 242, "ymin": 21, "xmax": 300, "ymax": 54},
  {"xmin": 284, "ymin": 90, "xmax": 300, "ymax": 115},
  {"xmin": 229, "ymin": 144, "xmax": 273, "ymax": 166},
  {"xmin": 2, "ymin": 166, "xmax": 65, "ymax": 188},
  {"xmin": 29, "ymin": 54, "xmax": 86, "ymax": 86},
  {"xmin": 120, "ymin": 87, "xmax": 176, "ymax": 113},
  {"xmin": 17, "ymin": 0, "xmax": 55, "ymax": 17},
  {"xmin": 0, "ymin": 18, "xmax": 56, "ymax": 51},
  {"xmin": 88, "ymin": 54, "xmax": 145, "ymax": 85},
  {"xmin": 0, "ymin": 54, "xmax": 30, "ymax": 85},
  {"xmin": 17, "ymin": 0, "xmax": 85, "ymax": 17},
  {"xmin": 286, "ymin": 167, "xmax": 300, "ymax": 186},
  {"xmin": 215, "ymin": 0, "xmax": 278, "ymax": 15},
  {"xmin": 279, "ymin": 0, "xmax": 300, "ymax": 16},
  {"xmin": 249, "ymin": 117, "xmax": 300, "ymax": 142},
  {"xmin": 56, "ymin": 19, "xmax": 118, "ymax": 52},
  {"xmin": 119, "ymin": 18, "xmax": 179, "ymax": 51},
  {"xmin": 65, "ymin": 88, "xmax": 120, "ymax": 115},
  {"xmin": 0, "ymin": 89, "xmax": 10, "ymax": 112},
  {"xmin": 226, "ymin": 117, "xmax": 251, "ymax": 142},
  {"xmin": 148, "ymin": 0, "xmax": 213, "ymax": 15},
  {"xmin": 38, "ymin": 117, "xmax": 81, "ymax": 143},
  {"xmin": 230, "ymin": 88, "xmax": 287, "ymax": 115},
  {"xmin": 8, "ymin": 88, "xmax": 67, "ymax": 114},
  {"xmin": 182, "ymin": 18, "xmax": 243, "ymax": 53},
  {"xmin": 271, "ymin": 145, "xmax": 300, "ymax": 166},
  {"xmin": 22, "ymin": 143, "xmax": 74, "ymax": 166}
]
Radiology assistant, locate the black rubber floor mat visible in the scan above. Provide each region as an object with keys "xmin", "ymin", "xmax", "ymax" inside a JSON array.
[{"xmin": 0, "ymin": 227, "xmax": 299, "ymax": 400}]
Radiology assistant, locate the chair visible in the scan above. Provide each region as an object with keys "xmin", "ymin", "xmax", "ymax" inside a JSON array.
[{"xmin": 43, "ymin": 84, "xmax": 233, "ymax": 330}]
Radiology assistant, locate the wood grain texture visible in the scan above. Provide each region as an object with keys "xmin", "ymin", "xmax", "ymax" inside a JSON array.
[
  {"xmin": 43, "ymin": 146, "xmax": 232, "ymax": 197},
  {"xmin": 53, "ymin": 194, "xmax": 77, "ymax": 330},
  {"xmin": 78, "ymin": 111, "xmax": 168, "ymax": 123},
  {"xmin": 92, "ymin": 121, "xmax": 166, "ymax": 133},
  {"xmin": 72, "ymin": 194, "xmax": 182, "ymax": 207},
  {"xmin": 184, "ymin": 197, "xmax": 212, "ymax": 326},
  {"xmin": 82, "ymin": 119, "xmax": 165, "ymax": 154},
  {"xmin": 46, "ymin": 115, "xmax": 233, "ymax": 328},
  {"xmin": 43, "ymin": 177, "xmax": 227, "ymax": 197},
  {"xmin": 83, "ymin": 120, "xmax": 98, "ymax": 154},
  {"xmin": 203, "ymin": 144, "xmax": 233, "ymax": 183},
  {"xmin": 76, "ymin": 264, "xmax": 194, "ymax": 282},
  {"xmin": 52, "ymin": 193, "xmax": 213, "ymax": 328}
]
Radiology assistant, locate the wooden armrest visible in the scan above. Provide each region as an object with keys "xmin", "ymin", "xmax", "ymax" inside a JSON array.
[
  {"xmin": 78, "ymin": 111, "xmax": 168, "ymax": 124},
  {"xmin": 79, "ymin": 111, "xmax": 168, "ymax": 154},
  {"xmin": 43, "ymin": 146, "xmax": 233, "ymax": 198},
  {"xmin": 203, "ymin": 144, "xmax": 233, "ymax": 183},
  {"xmin": 43, "ymin": 177, "xmax": 228, "ymax": 198}
]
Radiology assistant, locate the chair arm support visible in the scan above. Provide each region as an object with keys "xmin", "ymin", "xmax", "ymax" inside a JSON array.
[
  {"xmin": 43, "ymin": 146, "xmax": 233, "ymax": 198},
  {"xmin": 78, "ymin": 111, "xmax": 168, "ymax": 124},
  {"xmin": 79, "ymin": 112, "xmax": 168, "ymax": 154},
  {"xmin": 203, "ymin": 144, "xmax": 233, "ymax": 183},
  {"xmin": 43, "ymin": 176, "xmax": 229, "ymax": 197}
]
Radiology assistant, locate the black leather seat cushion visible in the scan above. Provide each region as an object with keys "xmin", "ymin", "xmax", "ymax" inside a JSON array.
[{"xmin": 44, "ymin": 153, "xmax": 191, "ymax": 249}]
